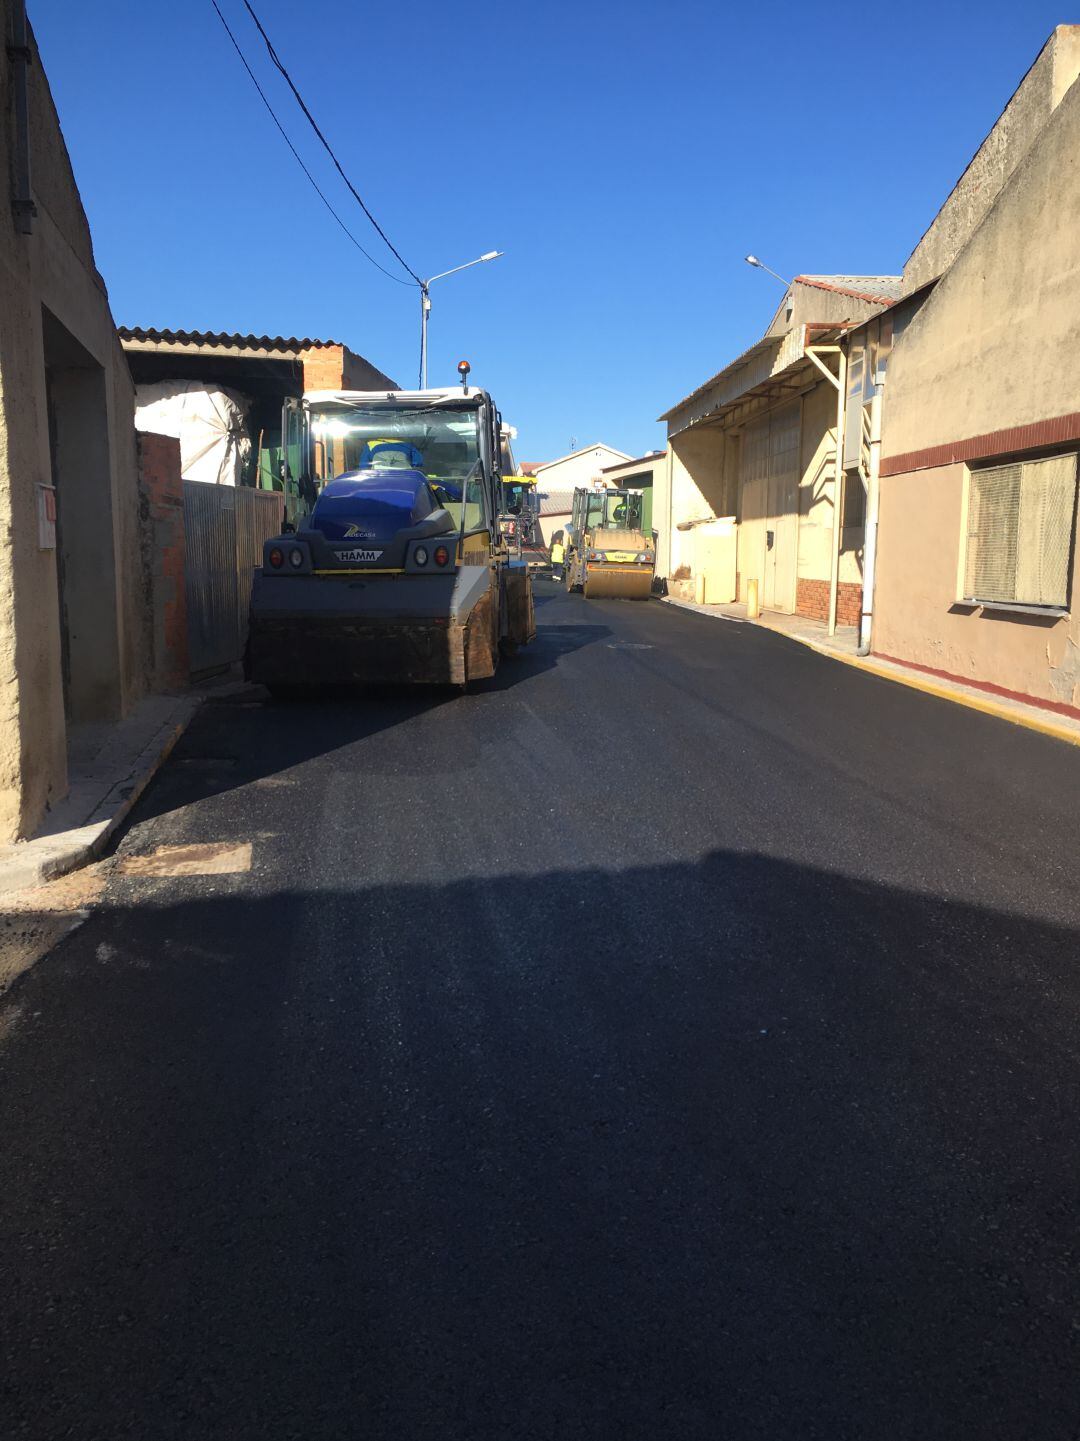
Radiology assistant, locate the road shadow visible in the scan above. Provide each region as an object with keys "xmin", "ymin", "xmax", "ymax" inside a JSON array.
[
  {"xmin": 2, "ymin": 849, "xmax": 1079, "ymax": 1440},
  {"xmin": 116, "ymin": 617, "xmax": 611, "ymax": 831}
]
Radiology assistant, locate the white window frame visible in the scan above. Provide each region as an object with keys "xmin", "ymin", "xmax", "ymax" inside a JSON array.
[{"xmin": 957, "ymin": 452, "xmax": 1078, "ymax": 615}]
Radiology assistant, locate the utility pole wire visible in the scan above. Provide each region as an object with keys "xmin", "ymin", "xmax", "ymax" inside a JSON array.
[
  {"xmin": 240, "ymin": 0, "xmax": 422, "ymax": 287},
  {"xmin": 209, "ymin": 0, "xmax": 414, "ymax": 287}
]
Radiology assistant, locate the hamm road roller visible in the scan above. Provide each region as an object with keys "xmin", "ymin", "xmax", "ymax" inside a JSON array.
[
  {"xmin": 563, "ymin": 486, "xmax": 655, "ymax": 599},
  {"xmin": 246, "ymin": 371, "xmax": 535, "ymax": 693}
]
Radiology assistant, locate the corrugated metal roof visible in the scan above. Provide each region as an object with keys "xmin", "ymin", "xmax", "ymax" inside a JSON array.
[
  {"xmin": 118, "ymin": 327, "xmax": 340, "ymax": 351},
  {"xmin": 659, "ymin": 336, "xmax": 782, "ymax": 421}
]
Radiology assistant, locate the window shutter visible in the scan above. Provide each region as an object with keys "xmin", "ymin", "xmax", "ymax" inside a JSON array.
[{"xmin": 964, "ymin": 455, "xmax": 1077, "ymax": 608}]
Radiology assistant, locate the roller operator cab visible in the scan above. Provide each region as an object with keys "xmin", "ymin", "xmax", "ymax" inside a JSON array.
[
  {"xmin": 246, "ymin": 382, "xmax": 535, "ymax": 692},
  {"xmin": 495, "ymin": 427, "xmax": 541, "ymax": 552},
  {"xmin": 564, "ymin": 487, "xmax": 655, "ymax": 599},
  {"xmin": 498, "ymin": 475, "xmax": 541, "ymax": 552}
]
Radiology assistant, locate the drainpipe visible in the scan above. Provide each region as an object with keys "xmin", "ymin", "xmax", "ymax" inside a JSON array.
[
  {"xmin": 9, "ymin": 0, "xmax": 37, "ymax": 234},
  {"xmin": 660, "ymin": 443, "xmax": 669, "ymax": 579},
  {"xmin": 857, "ymin": 387, "xmax": 883, "ymax": 656},
  {"xmin": 827, "ymin": 346, "xmax": 848, "ymax": 635}
]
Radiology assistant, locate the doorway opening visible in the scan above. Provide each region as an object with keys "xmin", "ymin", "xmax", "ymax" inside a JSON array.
[{"xmin": 41, "ymin": 306, "xmax": 122, "ymax": 735}]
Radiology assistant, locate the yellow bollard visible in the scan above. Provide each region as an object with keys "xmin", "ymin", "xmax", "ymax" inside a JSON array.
[
  {"xmin": 695, "ymin": 572, "xmax": 706, "ymax": 605},
  {"xmin": 746, "ymin": 577, "xmax": 760, "ymax": 619}
]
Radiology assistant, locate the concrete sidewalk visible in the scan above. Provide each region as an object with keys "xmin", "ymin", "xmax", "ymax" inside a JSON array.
[
  {"xmin": 0, "ymin": 692, "xmax": 201, "ymax": 895},
  {"xmin": 660, "ymin": 594, "xmax": 1080, "ymax": 748}
]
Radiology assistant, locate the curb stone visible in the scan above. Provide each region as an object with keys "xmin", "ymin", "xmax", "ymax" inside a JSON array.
[{"xmin": 0, "ymin": 696, "xmax": 202, "ymax": 898}]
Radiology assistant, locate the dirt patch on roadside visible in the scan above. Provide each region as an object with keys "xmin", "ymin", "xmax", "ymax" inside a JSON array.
[
  {"xmin": 114, "ymin": 841, "xmax": 252, "ymax": 878},
  {"xmin": 0, "ymin": 865, "xmax": 109, "ymax": 994}
]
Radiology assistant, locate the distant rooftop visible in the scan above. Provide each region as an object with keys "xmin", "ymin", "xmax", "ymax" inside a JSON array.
[
  {"xmin": 535, "ymin": 443, "xmax": 632, "ymax": 472},
  {"xmin": 601, "ymin": 450, "xmax": 666, "ymax": 473}
]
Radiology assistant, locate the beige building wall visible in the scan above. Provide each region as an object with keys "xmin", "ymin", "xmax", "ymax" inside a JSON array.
[
  {"xmin": 660, "ymin": 377, "xmax": 863, "ymax": 622},
  {"xmin": 0, "ymin": 4, "xmax": 150, "ymax": 839},
  {"xmin": 903, "ymin": 25, "xmax": 1080, "ymax": 295},
  {"xmin": 874, "ymin": 463, "xmax": 1080, "ymax": 710},
  {"xmin": 873, "ymin": 51, "xmax": 1080, "ymax": 710},
  {"xmin": 663, "ymin": 426, "xmax": 733, "ymax": 578},
  {"xmin": 886, "ymin": 65, "xmax": 1080, "ymax": 462}
]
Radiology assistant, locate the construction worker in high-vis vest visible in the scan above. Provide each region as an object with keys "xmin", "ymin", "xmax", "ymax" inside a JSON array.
[{"xmin": 549, "ymin": 529, "xmax": 566, "ymax": 580}]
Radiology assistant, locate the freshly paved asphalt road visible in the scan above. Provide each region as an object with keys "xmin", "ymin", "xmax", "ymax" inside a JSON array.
[{"xmin": 4, "ymin": 580, "xmax": 1080, "ymax": 1440}]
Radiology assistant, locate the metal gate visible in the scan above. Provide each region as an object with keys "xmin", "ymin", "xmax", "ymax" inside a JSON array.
[{"xmin": 183, "ymin": 483, "xmax": 282, "ymax": 676}]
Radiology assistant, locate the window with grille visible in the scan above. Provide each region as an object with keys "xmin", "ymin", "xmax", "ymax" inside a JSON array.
[{"xmin": 962, "ymin": 454, "xmax": 1078, "ymax": 610}]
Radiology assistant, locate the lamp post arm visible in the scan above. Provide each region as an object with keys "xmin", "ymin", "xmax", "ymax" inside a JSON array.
[
  {"xmin": 417, "ymin": 251, "xmax": 503, "ymax": 388},
  {"xmin": 758, "ymin": 261, "xmax": 792, "ymax": 287},
  {"xmin": 424, "ymin": 251, "xmax": 504, "ymax": 287}
]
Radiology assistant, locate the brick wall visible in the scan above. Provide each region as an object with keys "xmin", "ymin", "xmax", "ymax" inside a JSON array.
[
  {"xmin": 137, "ymin": 432, "xmax": 188, "ymax": 690},
  {"xmin": 796, "ymin": 578, "xmax": 862, "ymax": 627},
  {"xmin": 300, "ymin": 344, "xmax": 398, "ymax": 393},
  {"xmin": 300, "ymin": 345, "xmax": 346, "ymax": 393}
]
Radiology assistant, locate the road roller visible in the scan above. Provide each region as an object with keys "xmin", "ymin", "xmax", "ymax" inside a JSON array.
[
  {"xmin": 246, "ymin": 369, "xmax": 534, "ymax": 692},
  {"xmin": 563, "ymin": 486, "xmax": 655, "ymax": 599}
]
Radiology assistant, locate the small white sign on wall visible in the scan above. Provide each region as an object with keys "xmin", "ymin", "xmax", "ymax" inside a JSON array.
[{"xmin": 37, "ymin": 483, "xmax": 56, "ymax": 550}]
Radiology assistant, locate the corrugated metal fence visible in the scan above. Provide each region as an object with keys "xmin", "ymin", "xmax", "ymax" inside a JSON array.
[{"xmin": 183, "ymin": 483, "xmax": 282, "ymax": 676}]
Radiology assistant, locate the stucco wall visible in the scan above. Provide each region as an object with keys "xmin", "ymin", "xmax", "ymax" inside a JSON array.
[
  {"xmin": 885, "ymin": 64, "xmax": 1080, "ymax": 463},
  {"xmin": 662, "ymin": 427, "xmax": 731, "ymax": 578},
  {"xmin": 903, "ymin": 26, "xmax": 1080, "ymax": 295},
  {"xmin": 0, "ymin": 5, "xmax": 147, "ymax": 839},
  {"xmin": 873, "ymin": 463, "xmax": 1080, "ymax": 711},
  {"xmin": 873, "ymin": 36, "xmax": 1080, "ymax": 711},
  {"xmin": 766, "ymin": 281, "xmax": 890, "ymax": 339}
]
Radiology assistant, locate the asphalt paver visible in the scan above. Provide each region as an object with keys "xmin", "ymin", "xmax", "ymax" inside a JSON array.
[{"xmin": 3, "ymin": 580, "xmax": 1080, "ymax": 1439}]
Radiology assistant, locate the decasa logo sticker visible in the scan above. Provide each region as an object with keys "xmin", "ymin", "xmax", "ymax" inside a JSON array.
[{"xmin": 342, "ymin": 524, "xmax": 375, "ymax": 538}]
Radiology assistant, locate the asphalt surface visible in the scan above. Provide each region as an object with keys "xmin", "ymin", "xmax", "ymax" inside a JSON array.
[{"xmin": 3, "ymin": 580, "xmax": 1080, "ymax": 1440}]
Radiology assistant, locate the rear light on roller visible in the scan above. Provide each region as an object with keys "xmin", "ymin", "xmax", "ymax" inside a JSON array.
[
  {"xmin": 434, "ymin": 546, "xmax": 450, "ymax": 567},
  {"xmin": 268, "ymin": 547, "xmax": 284, "ymax": 569}
]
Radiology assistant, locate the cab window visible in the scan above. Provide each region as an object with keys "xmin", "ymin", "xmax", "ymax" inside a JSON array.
[{"xmin": 464, "ymin": 472, "xmax": 487, "ymax": 532}]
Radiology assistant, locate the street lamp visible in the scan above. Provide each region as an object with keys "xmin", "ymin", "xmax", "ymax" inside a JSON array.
[
  {"xmin": 419, "ymin": 250, "xmax": 503, "ymax": 388},
  {"xmin": 744, "ymin": 254, "xmax": 792, "ymax": 288}
]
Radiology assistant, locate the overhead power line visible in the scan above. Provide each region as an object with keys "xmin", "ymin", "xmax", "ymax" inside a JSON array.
[
  {"xmin": 240, "ymin": 0, "xmax": 422, "ymax": 287},
  {"xmin": 209, "ymin": 0, "xmax": 414, "ymax": 287}
]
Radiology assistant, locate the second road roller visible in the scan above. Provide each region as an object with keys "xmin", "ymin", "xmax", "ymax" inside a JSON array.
[{"xmin": 563, "ymin": 486, "xmax": 655, "ymax": 599}]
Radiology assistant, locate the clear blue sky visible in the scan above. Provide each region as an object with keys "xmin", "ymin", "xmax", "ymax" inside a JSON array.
[{"xmin": 31, "ymin": 0, "xmax": 1068, "ymax": 464}]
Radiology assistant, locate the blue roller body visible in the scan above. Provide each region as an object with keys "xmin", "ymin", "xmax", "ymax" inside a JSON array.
[{"xmin": 310, "ymin": 469, "xmax": 435, "ymax": 544}]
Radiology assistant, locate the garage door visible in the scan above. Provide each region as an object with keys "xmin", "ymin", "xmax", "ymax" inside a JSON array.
[{"xmin": 738, "ymin": 402, "xmax": 800, "ymax": 614}]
